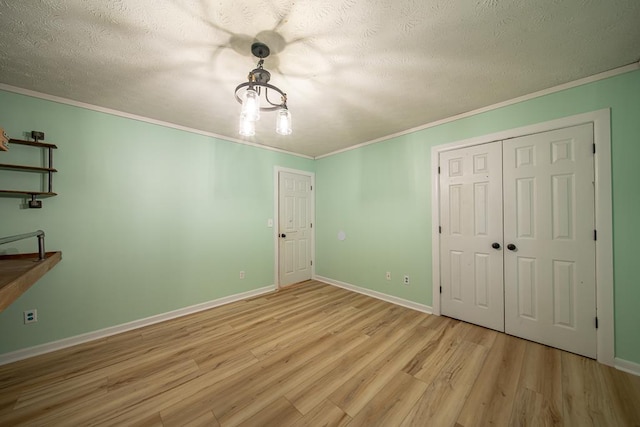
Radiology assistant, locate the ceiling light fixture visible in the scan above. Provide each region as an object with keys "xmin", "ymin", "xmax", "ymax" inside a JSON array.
[{"xmin": 235, "ymin": 42, "xmax": 291, "ymax": 137}]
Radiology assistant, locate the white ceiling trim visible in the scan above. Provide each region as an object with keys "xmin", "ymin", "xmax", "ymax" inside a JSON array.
[
  {"xmin": 0, "ymin": 83, "xmax": 313, "ymax": 160},
  {"xmin": 316, "ymin": 61, "xmax": 640, "ymax": 160}
]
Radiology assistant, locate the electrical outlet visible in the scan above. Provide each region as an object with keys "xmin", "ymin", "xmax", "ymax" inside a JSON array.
[
  {"xmin": 239, "ymin": 271, "xmax": 245, "ymax": 279},
  {"xmin": 24, "ymin": 309, "xmax": 37, "ymax": 324},
  {"xmin": 385, "ymin": 272, "xmax": 391, "ymax": 281},
  {"xmin": 403, "ymin": 275, "xmax": 410, "ymax": 285}
]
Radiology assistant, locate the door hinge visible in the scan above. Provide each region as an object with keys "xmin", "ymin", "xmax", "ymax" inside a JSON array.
[
  {"xmin": 311, "ymin": 185, "xmax": 313, "ymax": 190},
  {"xmin": 439, "ymin": 286, "xmax": 442, "ymax": 294},
  {"xmin": 595, "ymin": 317, "xmax": 599, "ymax": 329},
  {"xmin": 593, "ymin": 143, "xmax": 596, "ymax": 154},
  {"xmin": 439, "ymin": 226, "xmax": 442, "ymax": 234},
  {"xmin": 310, "ymin": 223, "xmax": 313, "ymax": 228},
  {"xmin": 310, "ymin": 260, "xmax": 313, "ymax": 266},
  {"xmin": 438, "ymin": 166, "xmax": 441, "ymax": 174},
  {"xmin": 594, "ymin": 229, "xmax": 597, "ymax": 241}
]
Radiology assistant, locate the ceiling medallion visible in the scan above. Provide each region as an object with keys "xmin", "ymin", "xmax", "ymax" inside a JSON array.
[{"xmin": 234, "ymin": 42, "xmax": 291, "ymax": 137}]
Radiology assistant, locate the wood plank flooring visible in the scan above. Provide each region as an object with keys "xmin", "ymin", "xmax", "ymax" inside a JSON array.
[{"xmin": 1, "ymin": 281, "xmax": 639, "ymax": 426}]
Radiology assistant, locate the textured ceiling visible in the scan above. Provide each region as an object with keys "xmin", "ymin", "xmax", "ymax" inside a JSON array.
[{"xmin": 1, "ymin": 0, "xmax": 639, "ymax": 157}]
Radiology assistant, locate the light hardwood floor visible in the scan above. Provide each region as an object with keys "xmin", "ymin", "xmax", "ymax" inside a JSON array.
[{"xmin": 1, "ymin": 281, "xmax": 639, "ymax": 426}]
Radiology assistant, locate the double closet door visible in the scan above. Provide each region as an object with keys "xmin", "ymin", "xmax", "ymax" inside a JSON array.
[{"xmin": 439, "ymin": 123, "xmax": 597, "ymax": 358}]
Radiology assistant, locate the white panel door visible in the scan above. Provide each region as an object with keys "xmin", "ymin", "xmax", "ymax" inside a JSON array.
[
  {"xmin": 440, "ymin": 141, "xmax": 505, "ymax": 331},
  {"xmin": 279, "ymin": 171, "xmax": 312, "ymax": 287},
  {"xmin": 503, "ymin": 123, "xmax": 596, "ymax": 358}
]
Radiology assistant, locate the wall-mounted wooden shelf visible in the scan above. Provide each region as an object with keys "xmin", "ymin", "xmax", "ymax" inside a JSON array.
[
  {"xmin": 0, "ymin": 251, "xmax": 62, "ymax": 312},
  {"xmin": 0, "ymin": 190, "xmax": 58, "ymax": 198},
  {"xmin": 7, "ymin": 139, "xmax": 58, "ymax": 149},
  {"xmin": 0, "ymin": 163, "xmax": 57, "ymax": 173},
  {"xmin": 0, "ymin": 137, "xmax": 58, "ymax": 207}
]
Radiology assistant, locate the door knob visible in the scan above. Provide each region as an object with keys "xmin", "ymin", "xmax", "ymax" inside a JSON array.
[
  {"xmin": 280, "ymin": 233, "xmax": 286, "ymax": 238},
  {"xmin": 491, "ymin": 242, "xmax": 501, "ymax": 249},
  {"xmin": 507, "ymin": 243, "xmax": 517, "ymax": 251}
]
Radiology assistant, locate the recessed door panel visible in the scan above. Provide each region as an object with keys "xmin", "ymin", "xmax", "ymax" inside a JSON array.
[
  {"xmin": 474, "ymin": 253, "xmax": 490, "ymax": 308},
  {"xmin": 516, "ymin": 178, "xmax": 535, "ymax": 238},
  {"xmin": 449, "ymin": 158, "xmax": 463, "ymax": 176},
  {"xmin": 517, "ymin": 257, "xmax": 537, "ymax": 320},
  {"xmin": 283, "ymin": 195, "xmax": 296, "ymax": 233},
  {"xmin": 284, "ymin": 240, "xmax": 295, "ymax": 274},
  {"xmin": 297, "ymin": 196, "xmax": 308, "ymax": 230},
  {"xmin": 551, "ymin": 139, "xmax": 573, "ymax": 164},
  {"xmin": 552, "ymin": 260, "xmax": 576, "ymax": 328},
  {"xmin": 474, "ymin": 182, "xmax": 489, "ymax": 236},
  {"xmin": 516, "ymin": 145, "xmax": 535, "ymax": 168},
  {"xmin": 551, "ymin": 174, "xmax": 574, "ymax": 240},
  {"xmin": 449, "ymin": 185, "xmax": 462, "ymax": 235},
  {"xmin": 297, "ymin": 239, "xmax": 309, "ymax": 270},
  {"xmin": 450, "ymin": 250, "xmax": 463, "ymax": 301}
]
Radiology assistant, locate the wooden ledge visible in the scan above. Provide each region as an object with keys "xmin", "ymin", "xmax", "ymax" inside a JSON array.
[{"xmin": 0, "ymin": 251, "xmax": 62, "ymax": 312}]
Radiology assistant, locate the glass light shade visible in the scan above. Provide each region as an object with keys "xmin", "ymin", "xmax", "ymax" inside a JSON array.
[
  {"xmin": 241, "ymin": 88, "xmax": 260, "ymax": 121},
  {"xmin": 275, "ymin": 108, "xmax": 292, "ymax": 135},
  {"xmin": 239, "ymin": 114, "xmax": 255, "ymax": 136}
]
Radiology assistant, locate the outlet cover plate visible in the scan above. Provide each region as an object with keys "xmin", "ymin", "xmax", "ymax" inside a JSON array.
[{"xmin": 24, "ymin": 309, "xmax": 38, "ymax": 324}]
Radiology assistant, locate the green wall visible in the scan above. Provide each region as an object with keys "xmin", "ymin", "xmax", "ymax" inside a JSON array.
[
  {"xmin": 315, "ymin": 69, "xmax": 640, "ymax": 364},
  {"xmin": 0, "ymin": 90, "xmax": 313, "ymax": 354}
]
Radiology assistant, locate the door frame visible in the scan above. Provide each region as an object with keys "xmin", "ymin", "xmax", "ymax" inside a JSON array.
[
  {"xmin": 431, "ymin": 109, "xmax": 614, "ymax": 366},
  {"xmin": 273, "ymin": 166, "xmax": 316, "ymax": 288}
]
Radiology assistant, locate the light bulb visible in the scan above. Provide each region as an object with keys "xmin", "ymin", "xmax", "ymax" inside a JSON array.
[
  {"xmin": 239, "ymin": 114, "xmax": 255, "ymax": 136},
  {"xmin": 276, "ymin": 108, "xmax": 292, "ymax": 135},
  {"xmin": 241, "ymin": 89, "xmax": 260, "ymax": 121}
]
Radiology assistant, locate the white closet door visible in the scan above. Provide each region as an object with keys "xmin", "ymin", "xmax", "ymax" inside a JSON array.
[
  {"xmin": 503, "ymin": 123, "xmax": 596, "ymax": 358},
  {"xmin": 440, "ymin": 141, "xmax": 505, "ymax": 331}
]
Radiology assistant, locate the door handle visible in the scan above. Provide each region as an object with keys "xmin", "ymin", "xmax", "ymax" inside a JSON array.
[
  {"xmin": 279, "ymin": 233, "xmax": 286, "ymax": 238},
  {"xmin": 491, "ymin": 242, "xmax": 501, "ymax": 249},
  {"xmin": 507, "ymin": 243, "xmax": 517, "ymax": 251}
]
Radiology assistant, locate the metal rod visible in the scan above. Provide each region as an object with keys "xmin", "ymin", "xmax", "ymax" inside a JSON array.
[
  {"xmin": 48, "ymin": 147, "xmax": 53, "ymax": 193},
  {"xmin": 37, "ymin": 234, "xmax": 45, "ymax": 260},
  {"xmin": 0, "ymin": 230, "xmax": 46, "ymax": 260}
]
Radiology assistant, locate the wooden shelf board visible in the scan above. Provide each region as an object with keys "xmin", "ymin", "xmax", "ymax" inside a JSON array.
[
  {"xmin": 0, "ymin": 251, "xmax": 62, "ymax": 312},
  {"xmin": 0, "ymin": 163, "xmax": 57, "ymax": 173},
  {"xmin": 8, "ymin": 139, "xmax": 58, "ymax": 149},
  {"xmin": 0, "ymin": 190, "xmax": 57, "ymax": 198}
]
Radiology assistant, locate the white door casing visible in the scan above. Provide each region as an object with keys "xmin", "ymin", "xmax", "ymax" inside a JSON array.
[
  {"xmin": 278, "ymin": 170, "xmax": 313, "ymax": 287},
  {"xmin": 439, "ymin": 141, "xmax": 505, "ymax": 332},
  {"xmin": 503, "ymin": 123, "xmax": 596, "ymax": 358}
]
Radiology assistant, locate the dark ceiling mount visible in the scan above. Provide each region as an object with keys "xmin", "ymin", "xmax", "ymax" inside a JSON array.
[{"xmin": 251, "ymin": 42, "xmax": 270, "ymax": 59}]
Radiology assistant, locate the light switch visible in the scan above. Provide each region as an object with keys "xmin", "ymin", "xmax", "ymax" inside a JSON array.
[{"xmin": 267, "ymin": 218, "xmax": 273, "ymax": 228}]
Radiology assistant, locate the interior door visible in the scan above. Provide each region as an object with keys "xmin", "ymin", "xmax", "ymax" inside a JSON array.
[
  {"xmin": 439, "ymin": 141, "xmax": 505, "ymax": 331},
  {"xmin": 278, "ymin": 171, "xmax": 312, "ymax": 287},
  {"xmin": 503, "ymin": 123, "xmax": 596, "ymax": 358}
]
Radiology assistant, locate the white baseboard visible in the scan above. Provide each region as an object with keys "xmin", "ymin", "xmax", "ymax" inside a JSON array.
[
  {"xmin": 0, "ymin": 285, "xmax": 276, "ymax": 366},
  {"xmin": 615, "ymin": 357, "xmax": 640, "ymax": 377},
  {"xmin": 314, "ymin": 275, "xmax": 432, "ymax": 314}
]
